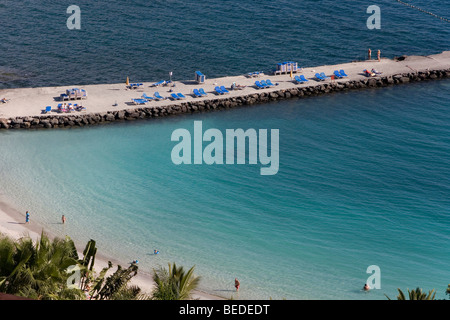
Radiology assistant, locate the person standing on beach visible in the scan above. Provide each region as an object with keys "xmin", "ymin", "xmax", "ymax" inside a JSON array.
[
  {"xmin": 235, "ymin": 278, "xmax": 240, "ymax": 292},
  {"xmin": 368, "ymin": 48, "xmax": 372, "ymax": 60},
  {"xmin": 25, "ymin": 211, "xmax": 30, "ymax": 224},
  {"xmin": 62, "ymin": 215, "xmax": 66, "ymax": 224},
  {"xmin": 377, "ymin": 49, "xmax": 381, "ymax": 62}
]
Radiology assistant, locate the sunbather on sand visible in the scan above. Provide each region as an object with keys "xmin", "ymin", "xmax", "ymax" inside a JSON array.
[
  {"xmin": 364, "ymin": 69, "xmax": 375, "ymax": 77},
  {"xmin": 1, "ymin": 97, "xmax": 9, "ymax": 103},
  {"xmin": 371, "ymin": 68, "xmax": 382, "ymax": 75}
]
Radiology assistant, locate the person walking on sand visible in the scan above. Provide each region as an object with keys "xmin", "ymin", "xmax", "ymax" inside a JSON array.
[
  {"xmin": 25, "ymin": 211, "xmax": 30, "ymax": 224},
  {"xmin": 368, "ymin": 48, "xmax": 372, "ymax": 60},
  {"xmin": 61, "ymin": 215, "xmax": 66, "ymax": 224},
  {"xmin": 235, "ymin": 278, "xmax": 240, "ymax": 292},
  {"xmin": 377, "ymin": 49, "xmax": 381, "ymax": 62}
]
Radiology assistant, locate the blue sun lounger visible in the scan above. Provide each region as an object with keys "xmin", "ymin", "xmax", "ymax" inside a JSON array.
[
  {"xmin": 132, "ymin": 98, "xmax": 148, "ymax": 105},
  {"xmin": 199, "ymin": 88, "xmax": 207, "ymax": 96},
  {"xmin": 142, "ymin": 93, "xmax": 154, "ymax": 100},
  {"xmin": 215, "ymin": 86, "xmax": 224, "ymax": 95},
  {"xmin": 315, "ymin": 73, "xmax": 325, "ymax": 81},
  {"xmin": 43, "ymin": 106, "xmax": 51, "ymax": 113},
  {"xmin": 333, "ymin": 70, "xmax": 343, "ymax": 78},
  {"xmin": 154, "ymin": 92, "xmax": 165, "ymax": 100},
  {"xmin": 220, "ymin": 86, "xmax": 229, "ymax": 94},
  {"xmin": 171, "ymin": 93, "xmax": 180, "ymax": 100},
  {"xmin": 320, "ymin": 72, "xmax": 330, "ymax": 80},
  {"xmin": 260, "ymin": 80, "xmax": 270, "ymax": 88},
  {"xmin": 294, "ymin": 75, "xmax": 303, "ymax": 83},
  {"xmin": 339, "ymin": 69, "xmax": 348, "ymax": 77},
  {"xmin": 255, "ymin": 81, "xmax": 265, "ymax": 89},
  {"xmin": 299, "ymin": 75, "xmax": 309, "ymax": 82},
  {"xmin": 265, "ymin": 79, "xmax": 275, "ymax": 86},
  {"xmin": 177, "ymin": 93, "xmax": 186, "ymax": 99},
  {"xmin": 193, "ymin": 89, "xmax": 202, "ymax": 97},
  {"xmin": 128, "ymin": 83, "xmax": 140, "ymax": 89},
  {"xmin": 151, "ymin": 80, "xmax": 165, "ymax": 87}
]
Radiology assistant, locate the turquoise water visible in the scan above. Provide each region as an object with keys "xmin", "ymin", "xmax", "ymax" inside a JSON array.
[
  {"xmin": 1, "ymin": 80, "xmax": 449, "ymax": 299},
  {"xmin": 0, "ymin": 0, "xmax": 449, "ymax": 300}
]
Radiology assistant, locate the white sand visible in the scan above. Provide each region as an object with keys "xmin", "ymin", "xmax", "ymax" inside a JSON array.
[{"xmin": 0, "ymin": 51, "xmax": 449, "ymax": 119}]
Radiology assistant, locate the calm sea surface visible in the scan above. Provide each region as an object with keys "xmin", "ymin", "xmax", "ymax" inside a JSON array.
[{"xmin": 0, "ymin": 0, "xmax": 449, "ymax": 299}]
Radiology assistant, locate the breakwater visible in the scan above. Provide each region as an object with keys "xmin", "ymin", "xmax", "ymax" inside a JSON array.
[{"xmin": 1, "ymin": 68, "xmax": 449, "ymax": 130}]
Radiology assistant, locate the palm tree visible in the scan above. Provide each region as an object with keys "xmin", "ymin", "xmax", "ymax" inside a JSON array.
[
  {"xmin": 152, "ymin": 262, "xmax": 200, "ymax": 300},
  {"xmin": 385, "ymin": 287, "xmax": 436, "ymax": 300},
  {"xmin": 110, "ymin": 284, "xmax": 151, "ymax": 300},
  {"xmin": 89, "ymin": 262, "xmax": 140, "ymax": 300},
  {"xmin": 0, "ymin": 232, "xmax": 84, "ymax": 299},
  {"xmin": 0, "ymin": 232, "xmax": 146, "ymax": 300}
]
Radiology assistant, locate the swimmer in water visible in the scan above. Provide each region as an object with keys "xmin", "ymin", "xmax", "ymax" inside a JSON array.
[{"xmin": 363, "ymin": 283, "xmax": 370, "ymax": 291}]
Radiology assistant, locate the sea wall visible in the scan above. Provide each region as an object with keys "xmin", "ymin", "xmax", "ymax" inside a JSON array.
[{"xmin": 1, "ymin": 68, "xmax": 449, "ymax": 130}]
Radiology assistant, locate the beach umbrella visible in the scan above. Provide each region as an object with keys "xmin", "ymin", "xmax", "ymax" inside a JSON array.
[{"xmin": 126, "ymin": 77, "xmax": 129, "ymax": 86}]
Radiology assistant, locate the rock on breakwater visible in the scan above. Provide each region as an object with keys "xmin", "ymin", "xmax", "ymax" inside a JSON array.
[{"xmin": 1, "ymin": 68, "xmax": 449, "ymax": 130}]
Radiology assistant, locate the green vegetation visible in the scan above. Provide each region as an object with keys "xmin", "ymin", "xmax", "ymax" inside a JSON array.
[
  {"xmin": 152, "ymin": 262, "xmax": 201, "ymax": 300},
  {"xmin": 385, "ymin": 287, "xmax": 437, "ymax": 300},
  {"xmin": 0, "ymin": 232, "xmax": 199, "ymax": 300}
]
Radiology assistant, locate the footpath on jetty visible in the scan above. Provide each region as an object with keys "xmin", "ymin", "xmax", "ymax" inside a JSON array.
[{"xmin": 0, "ymin": 51, "xmax": 449, "ymax": 129}]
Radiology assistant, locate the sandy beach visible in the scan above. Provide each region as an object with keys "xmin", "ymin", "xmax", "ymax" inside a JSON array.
[
  {"xmin": 0, "ymin": 196, "xmax": 223, "ymax": 300},
  {"xmin": 0, "ymin": 51, "xmax": 449, "ymax": 120}
]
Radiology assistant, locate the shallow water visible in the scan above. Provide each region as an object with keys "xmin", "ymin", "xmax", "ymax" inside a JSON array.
[
  {"xmin": 0, "ymin": 0, "xmax": 449, "ymax": 299},
  {"xmin": 1, "ymin": 80, "xmax": 449, "ymax": 299}
]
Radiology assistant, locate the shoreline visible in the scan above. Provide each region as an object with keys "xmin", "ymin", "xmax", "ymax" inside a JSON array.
[
  {"xmin": 0, "ymin": 51, "xmax": 449, "ymax": 129},
  {"xmin": 0, "ymin": 196, "xmax": 224, "ymax": 300},
  {"xmin": 0, "ymin": 51, "xmax": 449, "ymax": 300}
]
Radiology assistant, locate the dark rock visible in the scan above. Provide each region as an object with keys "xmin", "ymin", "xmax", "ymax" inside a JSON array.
[
  {"xmin": 399, "ymin": 77, "xmax": 410, "ymax": 83},
  {"xmin": 105, "ymin": 113, "xmax": 115, "ymax": 121}
]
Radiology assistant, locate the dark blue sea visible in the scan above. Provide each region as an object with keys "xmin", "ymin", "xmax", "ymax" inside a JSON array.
[{"xmin": 0, "ymin": 0, "xmax": 449, "ymax": 299}]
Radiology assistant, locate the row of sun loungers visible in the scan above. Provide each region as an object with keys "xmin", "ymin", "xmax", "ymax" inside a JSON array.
[
  {"xmin": 334, "ymin": 70, "xmax": 348, "ymax": 78},
  {"xmin": 135, "ymin": 92, "xmax": 167, "ymax": 103},
  {"xmin": 171, "ymin": 93, "xmax": 186, "ymax": 100},
  {"xmin": 150, "ymin": 80, "xmax": 168, "ymax": 87},
  {"xmin": 291, "ymin": 70, "xmax": 350, "ymax": 83},
  {"xmin": 314, "ymin": 70, "xmax": 348, "ymax": 81},
  {"xmin": 315, "ymin": 72, "xmax": 330, "ymax": 81},
  {"xmin": 127, "ymin": 83, "xmax": 144, "ymax": 89},
  {"xmin": 193, "ymin": 88, "xmax": 208, "ymax": 97},
  {"xmin": 127, "ymin": 69, "xmax": 348, "ymax": 105},
  {"xmin": 247, "ymin": 71, "xmax": 264, "ymax": 78},
  {"xmin": 255, "ymin": 80, "xmax": 275, "ymax": 89},
  {"xmin": 294, "ymin": 75, "xmax": 309, "ymax": 83},
  {"xmin": 134, "ymin": 90, "xmax": 187, "ymax": 104},
  {"xmin": 215, "ymin": 86, "xmax": 229, "ymax": 95}
]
